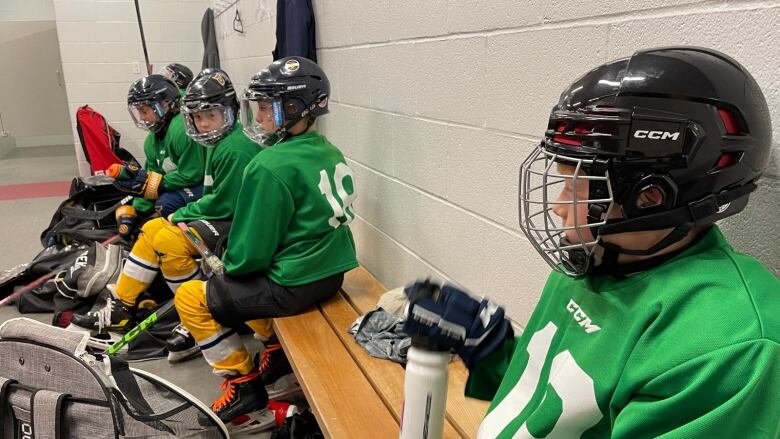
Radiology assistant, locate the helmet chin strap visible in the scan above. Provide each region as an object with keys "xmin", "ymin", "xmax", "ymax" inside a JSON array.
[
  {"xmin": 583, "ymin": 182, "xmax": 757, "ymax": 273},
  {"xmin": 153, "ymin": 110, "xmax": 176, "ymax": 139},
  {"xmin": 592, "ymin": 224, "xmax": 692, "ymax": 274},
  {"xmin": 274, "ymin": 113, "xmax": 316, "ymax": 144}
]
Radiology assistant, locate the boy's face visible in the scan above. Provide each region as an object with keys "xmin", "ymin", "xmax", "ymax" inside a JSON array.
[
  {"xmin": 254, "ymin": 100, "xmax": 277, "ymax": 132},
  {"xmin": 553, "ymin": 162, "xmax": 675, "ymax": 258},
  {"xmin": 137, "ymin": 104, "xmax": 160, "ymax": 123},
  {"xmin": 193, "ymin": 108, "xmax": 226, "ymax": 133},
  {"xmin": 552, "ymin": 163, "xmax": 595, "ymax": 244}
]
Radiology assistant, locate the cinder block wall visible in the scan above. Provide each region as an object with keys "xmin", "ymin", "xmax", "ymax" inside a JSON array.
[
  {"xmin": 212, "ymin": 0, "xmax": 277, "ymax": 98},
  {"xmin": 53, "ymin": 0, "xmax": 210, "ymax": 175},
  {"xmin": 306, "ymin": 0, "xmax": 780, "ymax": 325},
  {"xmin": 136, "ymin": 0, "xmax": 777, "ymax": 327}
]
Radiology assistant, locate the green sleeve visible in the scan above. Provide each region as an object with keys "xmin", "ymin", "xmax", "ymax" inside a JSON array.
[
  {"xmin": 131, "ymin": 197, "xmax": 154, "ymax": 215},
  {"xmin": 142, "ymin": 135, "xmax": 164, "ymax": 174},
  {"xmin": 162, "ymin": 130, "xmax": 205, "ymax": 190},
  {"xmin": 465, "ymin": 336, "xmax": 517, "ymax": 401},
  {"xmin": 612, "ymin": 340, "xmax": 780, "ymax": 438},
  {"xmin": 172, "ymin": 149, "xmax": 255, "ymax": 223},
  {"xmin": 222, "ymin": 164, "xmax": 294, "ymax": 276},
  {"xmin": 133, "ymin": 136, "xmax": 160, "ymax": 214}
]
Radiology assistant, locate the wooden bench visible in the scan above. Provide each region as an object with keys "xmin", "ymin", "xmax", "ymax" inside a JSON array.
[{"xmin": 273, "ymin": 267, "xmax": 489, "ymax": 438}]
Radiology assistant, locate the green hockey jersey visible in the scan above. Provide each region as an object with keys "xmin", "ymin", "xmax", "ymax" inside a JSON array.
[
  {"xmin": 171, "ymin": 123, "xmax": 260, "ymax": 223},
  {"xmin": 222, "ymin": 131, "xmax": 358, "ymax": 285},
  {"xmin": 132, "ymin": 113, "xmax": 206, "ymax": 213},
  {"xmin": 467, "ymin": 226, "xmax": 780, "ymax": 438}
]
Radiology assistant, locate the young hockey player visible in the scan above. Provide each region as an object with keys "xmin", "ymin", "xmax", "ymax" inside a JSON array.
[
  {"xmin": 174, "ymin": 57, "xmax": 358, "ymax": 424},
  {"xmin": 403, "ymin": 47, "xmax": 780, "ymax": 438},
  {"xmin": 112, "ymin": 74, "xmax": 206, "ymax": 239},
  {"xmin": 160, "ymin": 62, "xmax": 194, "ymax": 96},
  {"xmin": 71, "ymin": 72, "xmax": 260, "ymax": 364}
]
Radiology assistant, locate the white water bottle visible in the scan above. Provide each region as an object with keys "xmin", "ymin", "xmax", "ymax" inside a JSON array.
[{"xmin": 400, "ymin": 345, "xmax": 450, "ymax": 439}]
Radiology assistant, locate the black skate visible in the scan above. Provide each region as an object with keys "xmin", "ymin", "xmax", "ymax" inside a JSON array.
[
  {"xmin": 166, "ymin": 324, "xmax": 200, "ymax": 363},
  {"xmin": 254, "ymin": 339, "xmax": 302, "ymax": 400},
  {"xmin": 211, "ymin": 371, "xmax": 269, "ymax": 424},
  {"xmin": 69, "ymin": 295, "xmax": 132, "ymax": 334}
]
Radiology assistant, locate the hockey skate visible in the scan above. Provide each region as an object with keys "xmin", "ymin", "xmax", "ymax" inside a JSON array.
[
  {"xmin": 254, "ymin": 339, "xmax": 303, "ymax": 400},
  {"xmin": 225, "ymin": 401, "xmax": 299, "ymax": 436},
  {"xmin": 166, "ymin": 324, "xmax": 201, "ymax": 363},
  {"xmin": 83, "ymin": 331, "xmax": 126, "ymax": 354},
  {"xmin": 211, "ymin": 370, "xmax": 269, "ymax": 424},
  {"xmin": 68, "ymin": 295, "xmax": 133, "ymax": 334}
]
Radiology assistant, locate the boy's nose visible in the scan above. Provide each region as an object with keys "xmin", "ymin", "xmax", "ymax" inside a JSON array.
[{"xmin": 551, "ymin": 199, "xmax": 567, "ymax": 219}]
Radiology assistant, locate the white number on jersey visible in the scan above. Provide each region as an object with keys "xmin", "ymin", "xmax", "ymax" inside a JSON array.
[
  {"xmin": 318, "ymin": 162, "xmax": 356, "ymax": 228},
  {"xmin": 478, "ymin": 322, "xmax": 602, "ymax": 438}
]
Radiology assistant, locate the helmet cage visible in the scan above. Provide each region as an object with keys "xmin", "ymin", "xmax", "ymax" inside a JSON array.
[
  {"xmin": 181, "ymin": 102, "xmax": 235, "ymax": 147},
  {"xmin": 128, "ymin": 100, "xmax": 169, "ymax": 133},
  {"xmin": 239, "ymin": 85, "xmax": 324, "ymax": 147},
  {"xmin": 519, "ymin": 143, "xmax": 615, "ymax": 277}
]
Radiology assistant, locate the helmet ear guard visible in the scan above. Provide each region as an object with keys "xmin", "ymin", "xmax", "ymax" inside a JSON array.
[{"xmin": 620, "ymin": 174, "xmax": 678, "ymax": 219}]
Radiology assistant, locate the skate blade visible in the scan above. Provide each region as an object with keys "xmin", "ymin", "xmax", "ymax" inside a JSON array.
[
  {"xmin": 66, "ymin": 326, "xmax": 124, "ymax": 351},
  {"xmin": 267, "ymin": 373, "xmax": 302, "ymax": 401},
  {"xmin": 167, "ymin": 346, "xmax": 201, "ymax": 363},
  {"xmin": 227, "ymin": 409, "xmax": 275, "ymax": 435}
]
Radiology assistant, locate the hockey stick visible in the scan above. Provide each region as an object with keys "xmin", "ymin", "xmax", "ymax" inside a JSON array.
[
  {"xmin": 0, "ymin": 234, "xmax": 122, "ymax": 308},
  {"xmin": 177, "ymin": 222, "xmax": 225, "ymax": 277},
  {"xmin": 105, "ymin": 299, "xmax": 176, "ymax": 356},
  {"xmin": 104, "ymin": 223, "xmax": 225, "ymax": 356}
]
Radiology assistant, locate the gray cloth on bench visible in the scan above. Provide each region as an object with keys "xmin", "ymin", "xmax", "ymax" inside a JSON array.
[{"xmin": 348, "ymin": 308, "xmax": 411, "ymax": 364}]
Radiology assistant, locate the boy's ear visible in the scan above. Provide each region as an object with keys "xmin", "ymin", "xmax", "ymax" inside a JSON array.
[{"xmin": 635, "ymin": 186, "xmax": 666, "ymax": 210}]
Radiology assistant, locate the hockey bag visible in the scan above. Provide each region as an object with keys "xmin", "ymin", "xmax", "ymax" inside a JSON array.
[
  {"xmin": 0, "ymin": 317, "xmax": 229, "ymax": 438},
  {"xmin": 76, "ymin": 105, "xmax": 139, "ymax": 175},
  {"xmin": 0, "ymin": 244, "xmax": 87, "ymax": 313},
  {"xmin": 41, "ymin": 175, "xmax": 133, "ymax": 247},
  {"xmin": 53, "ymin": 242, "xmax": 125, "ymax": 300}
]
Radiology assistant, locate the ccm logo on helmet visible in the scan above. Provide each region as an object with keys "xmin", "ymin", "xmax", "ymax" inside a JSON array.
[{"xmin": 633, "ymin": 130, "xmax": 680, "ymax": 140}]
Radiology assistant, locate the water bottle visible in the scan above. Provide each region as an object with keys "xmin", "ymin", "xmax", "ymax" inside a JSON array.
[{"xmin": 400, "ymin": 343, "xmax": 450, "ymax": 439}]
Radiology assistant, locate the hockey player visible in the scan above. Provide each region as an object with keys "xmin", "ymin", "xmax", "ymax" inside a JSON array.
[
  {"xmin": 71, "ymin": 72, "xmax": 260, "ymax": 364},
  {"xmin": 160, "ymin": 62, "xmax": 194, "ymax": 96},
  {"xmin": 112, "ymin": 74, "xmax": 206, "ymax": 240},
  {"xmin": 403, "ymin": 47, "xmax": 780, "ymax": 438},
  {"xmin": 174, "ymin": 57, "xmax": 358, "ymax": 424}
]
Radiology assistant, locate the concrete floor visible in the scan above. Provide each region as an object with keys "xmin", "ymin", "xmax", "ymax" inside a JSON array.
[{"xmin": 0, "ymin": 145, "xmax": 260, "ymax": 407}]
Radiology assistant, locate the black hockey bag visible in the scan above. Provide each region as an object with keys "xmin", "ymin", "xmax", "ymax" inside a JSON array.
[
  {"xmin": 0, "ymin": 318, "xmax": 229, "ymax": 438},
  {"xmin": 40, "ymin": 175, "xmax": 133, "ymax": 248},
  {"xmin": 0, "ymin": 244, "xmax": 87, "ymax": 312}
]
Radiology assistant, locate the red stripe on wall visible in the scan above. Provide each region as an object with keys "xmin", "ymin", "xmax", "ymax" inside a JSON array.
[{"xmin": 0, "ymin": 181, "xmax": 70, "ymax": 201}]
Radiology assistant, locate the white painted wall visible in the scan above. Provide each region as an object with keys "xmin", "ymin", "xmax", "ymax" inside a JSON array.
[
  {"xmin": 224, "ymin": 0, "xmax": 780, "ymax": 327},
  {"xmin": 53, "ymin": 0, "xmax": 210, "ymax": 175},
  {"xmin": 212, "ymin": 0, "xmax": 277, "ymax": 97},
  {"xmin": 0, "ymin": 0, "xmax": 71, "ymax": 148}
]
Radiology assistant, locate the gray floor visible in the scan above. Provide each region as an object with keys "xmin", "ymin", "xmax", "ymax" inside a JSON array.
[{"xmin": 0, "ymin": 145, "xmax": 259, "ymax": 407}]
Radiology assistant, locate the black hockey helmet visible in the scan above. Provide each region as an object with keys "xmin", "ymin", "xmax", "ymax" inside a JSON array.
[
  {"xmin": 127, "ymin": 74, "xmax": 181, "ymax": 134},
  {"xmin": 160, "ymin": 63, "xmax": 194, "ymax": 90},
  {"xmin": 193, "ymin": 67, "xmax": 228, "ymax": 83},
  {"xmin": 519, "ymin": 47, "xmax": 772, "ymax": 276},
  {"xmin": 181, "ymin": 70, "xmax": 239, "ymax": 146},
  {"xmin": 239, "ymin": 56, "xmax": 330, "ymax": 146}
]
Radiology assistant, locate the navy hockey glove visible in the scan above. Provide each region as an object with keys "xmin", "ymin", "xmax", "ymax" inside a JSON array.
[
  {"xmin": 403, "ymin": 280, "xmax": 513, "ymax": 368},
  {"xmin": 112, "ymin": 164, "xmax": 164, "ymax": 199},
  {"xmin": 115, "ymin": 205, "xmax": 138, "ymax": 241}
]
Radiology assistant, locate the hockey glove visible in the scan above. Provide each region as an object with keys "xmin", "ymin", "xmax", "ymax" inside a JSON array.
[
  {"xmin": 115, "ymin": 205, "xmax": 138, "ymax": 240},
  {"xmin": 112, "ymin": 164, "xmax": 164, "ymax": 199},
  {"xmin": 403, "ymin": 280, "xmax": 513, "ymax": 368}
]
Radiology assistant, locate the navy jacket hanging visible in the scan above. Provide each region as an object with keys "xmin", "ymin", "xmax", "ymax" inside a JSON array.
[{"xmin": 273, "ymin": 0, "xmax": 317, "ymax": 63}]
